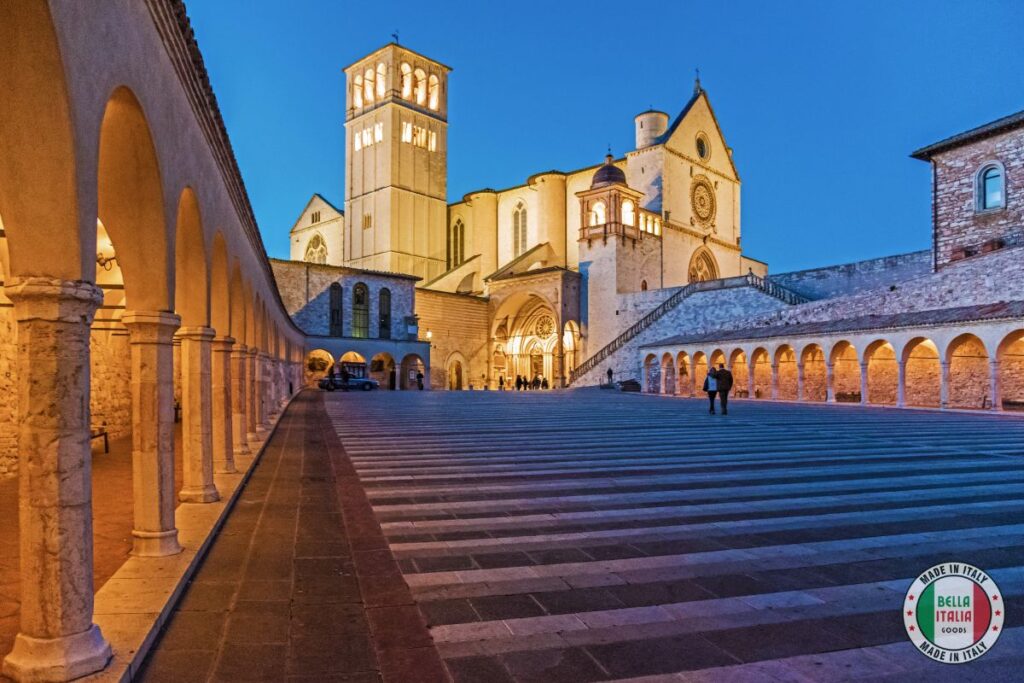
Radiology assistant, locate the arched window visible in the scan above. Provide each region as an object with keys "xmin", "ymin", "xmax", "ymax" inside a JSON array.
[
  {"xmin": 622, "ymin": 199, "xmax": 636, "ymax": 226},
  {"xmin": 378, "ymin": 288, "xmax": 392, "ymax": 339},
  {"xmin": 590, "ymin": 201, "xmax": 606, "ymax": 226},
  {"xmin": 353, "ymin": 75, "xmax": 363, "ymax": 108},
  {"xmin": 448, "ymin": 218, "xmax": 466, "ymax": 268},
  {"xmin": 400, "ymin": 63, "xmax": 413, "ymax": 99},
  {"xmin": 641, "ymin": 279, "xmax": 648, "ymax": 291},
  {"xmin": 977, "ymin": 163, "xmax": 1005, "ymax": 211},
  {"xmin": 513, "ymin": 202, "xmax": 528, "ymax": 257},
  {"xmin": 363, "ymin": 68, "xmax": 375, "ymax": 104},
  {"xmin": 414, "ymin": 68, "xmax": 427, "ymax": 106},
  {"xmin": 304, "ymin": 233, "xmax": 328, "ymax": 264},
  {"xmin": 428, "ymin": 74, "xmax": 440, "ymax": 110},
  {"xmin": 376, "ymin": 63, "xmax": 386, "ymax": 99},
  {"xmin": 329, "ymin": 283, "xmax": 343, "ymax": 337},
  {"xmin": 352, "ymin": 283, "xmax": 369, "ymax": 338}
]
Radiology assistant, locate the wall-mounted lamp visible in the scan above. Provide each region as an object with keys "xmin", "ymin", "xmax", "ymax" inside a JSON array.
[
  {"xmin": 425, "ymin": 330, "xmax": 433, "ymax": 340},
  {"xmin": 96, "ymin": 252, "xmax": 117, "ymax": 271}
]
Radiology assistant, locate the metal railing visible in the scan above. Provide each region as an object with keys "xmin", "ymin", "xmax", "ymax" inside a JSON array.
[{"xmin": 568, "ymin": 273, "xmax": 810, "ymax": 385}]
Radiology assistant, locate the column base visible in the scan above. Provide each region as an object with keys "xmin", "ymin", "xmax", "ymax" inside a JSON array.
[
  {"xmin": 214, "ymin": 461, "xmax": 238, "ymax": 475},
  {"xmin": 2, "ymin": 624, "xmax": 111, "ymax": 683},
  {"xmin": 233, "ymin": 442, "xmax": 252, "ymax": 458},
  {"xmin": 179, "ymin": 485, "xmax": 220, "ymax": 503},
  {"xmin": 131, "ymin": 529, "xmax": 182, "ymax": 557}
]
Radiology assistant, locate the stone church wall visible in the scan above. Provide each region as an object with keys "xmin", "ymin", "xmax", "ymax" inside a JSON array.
[
  {"xmin": 90, "ymin": 331, "xmax": 132, "ymax": 440},
  {"xmin": 415, "ymin": 289, "xmax": 489, "ymax": 389},
  {"xmin": 768, "ymin": 250, "xmax": 932, "ymax": 300},
  {"xmin": 932, "ymin": 126, "xmax": 1024, "ymax": 269}
]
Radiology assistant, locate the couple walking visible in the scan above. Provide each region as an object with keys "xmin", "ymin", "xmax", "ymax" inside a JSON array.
[{"xmin": 702, "ymin": 363, "xmax": 733, "ymax": 415}]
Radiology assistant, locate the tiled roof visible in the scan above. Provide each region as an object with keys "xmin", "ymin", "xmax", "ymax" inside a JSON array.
[
  {"xmin": 911, "ymin": 109, "xmax": 1024, "ymax": 160},
  {"xmin": 643, "ymin": 300, "xmax": 1024, "ymax": 348}
]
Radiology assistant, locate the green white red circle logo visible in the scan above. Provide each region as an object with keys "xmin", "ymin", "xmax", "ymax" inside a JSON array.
[{"xmin": 904, "ymin": 562, "xmax": 1003, "ymax": 664}]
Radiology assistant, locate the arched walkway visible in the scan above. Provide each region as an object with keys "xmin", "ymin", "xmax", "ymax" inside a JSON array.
[
  {"xmin": 371, "ymin": 352, "xmax": 397, "ymax": 390},
  {"xmin": 751, "ymin": 348, "xmax": 771, "ymax": 399},
  {"xmin": 947, "ymin": 334, "xmax": 989, "ymax": 409},
  {"xmin": 661, "ymin": 353, "xmax": 676, "ymax": 395},
  {"xmin": 801, "ymin": 344, "xmax": 827, "ymax": 402},
  {"xmin": 644, "ymin": 353, "xmax": 660, "ymax": 393},
  {"xmin": 775, "ymin": 345, "xmax": 797, "ymax": 400},
  {"xmin": 865, "ymin": 340, "xmax": 898, "ymax": 406},
  {"xmin": 400, "ymin": 354, "xmax": 427, "ymax": 390},
  {"xmin": 831, "ymin": 341, "xmax": 860, "ymax": 402},
  {"xmin": 729, "ymin": 349, "xmax": 749, "ymax": 398},
  {"xmin": 998, "ymin": 330, "xmax": 1024, "ymax": 411},
  {"xmin": 676, "ymin": 352, "xmax": 692, "ymax": 397},
  {"xmin": 339, "ymin": 351, "xmax": 368, "ymax": 378},
  {"xmin": 305, "ymin": 349, "xmax": 334, "ymax": 386},
  {"xmin": 903, "ymin": 337, "xmax": 940, "ymax": 407},
  {"xmin": 692, "ymin": 352, "xmax": 709, "ymax": 395},
  {"xmin": 448, "ymin": 356, "xmax": 465, "ymax": 390}
]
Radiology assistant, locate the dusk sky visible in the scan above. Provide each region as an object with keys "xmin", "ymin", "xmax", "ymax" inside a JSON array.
[{"xmin": 188, "ymin": 0, "xmax": 1022, "ymax": 273}]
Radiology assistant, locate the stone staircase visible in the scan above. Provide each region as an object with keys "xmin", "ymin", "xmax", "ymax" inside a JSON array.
[{"xmin": 568, "ymin": 273, "xmax": 810, "ymax": 386}]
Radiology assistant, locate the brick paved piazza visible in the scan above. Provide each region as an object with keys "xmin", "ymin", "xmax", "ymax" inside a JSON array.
[{"xmin": 329, "ymin": 390, "xmax": 1024, "ymax": 682}]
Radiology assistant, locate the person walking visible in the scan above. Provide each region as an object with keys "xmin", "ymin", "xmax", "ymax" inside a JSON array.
[
  {"xmin": 715, "ymin": 363, "xmax": 733, "ymax": 415},
  {"xmin": 340, "ymin": 366, "xmax": 351, "ymax": 392},
  {"xmin": 499, "ymin": 376, "xmax": 505, "ymax": 391},
  {"xmin": 606, "ymin": 367, "xmax": 614, "ymax": 385},
  {"xmin": 541, "ymin": 377, "xmax": 549, "ymax": 390},
  {"xmin": 416, "ymin": 371, "xmax": 424, "ymax": 390},
  {"xmin": 515, "ymin": 375, "xmax": 523, "ymax": 391},
  {"xmin": 702, "ymin": 367, "xmax": 718, "ymax": 414}
]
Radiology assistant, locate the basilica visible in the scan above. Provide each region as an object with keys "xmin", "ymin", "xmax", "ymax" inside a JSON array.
[{"xmin": 282, "ymin": 43, "xmax": 765, "ymax": 390}]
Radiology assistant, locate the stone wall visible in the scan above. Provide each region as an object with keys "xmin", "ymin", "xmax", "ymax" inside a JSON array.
[
  {"xmin": 271, "ymin": 259, "xmax": 417, "ymax": 340},
  {"xmin": 415, "ymin": 289, "xmax": 490, "ymax": 389},
  {"xmin": 90, "ymin": 331, "xmax": 132, "ymax": 439},
  {"xmin": 768, "ymin": 250, "xmax": 932, "ymax": 300},
  {"xmin": 931, "ymin": 126, "xmax": 1024, "ymax": 268},
  {"xmin": 0, "ymin": 306, "xmax": 17, "ymax": 477}
]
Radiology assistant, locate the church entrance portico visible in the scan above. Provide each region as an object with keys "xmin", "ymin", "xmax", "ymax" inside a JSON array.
[{"xmin": 486, "ymin": 268, "xmax": 580, "ymax": 388}]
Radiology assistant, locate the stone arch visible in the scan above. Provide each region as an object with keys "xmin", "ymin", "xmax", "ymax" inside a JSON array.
[
  {"xmin": 446, "ymin": 351, "xmax": 467, "ymax": 390},
  {"xmin": 864, "ymin": 339, "xmax": 898, "ymax": 405},
  {"xmin": 230, "ymin": 268, "xmax": 248, "ymax": 345},
  {"xmin": 563, "ymin": 321, "xmax": 581, "ymax": 375},
  {"xmin": 210, "ymin": 233, "xmax": 231, "ymax": 337},
  {"xmin": 0, "ymin": 0, "xmax": 88, "ymax": 281},
  {"xmin": 370, "ymin": 352, "xmax": 397, "ymax": 390},
  {"xmin": 829, "ymin": 341, "xmax": 860, "ymax": 402},
  {"xmin": 751, "ymin": 347, "xmax": 771, "ymax": 398},
  {"xmin": 901, "ymin": 337, "xmax": 940, "ymax": 407},
  {"xmin": 709, "ymin": 349, "xmax": 726, "ymax": 372},
  {"xmin": 800, "ymin": 344, "xmax": 827, "ymax": 402},
  {"xmin": 676, "ymin": 352, "xmax": 692, "ymax": 397},
  {"xmin": 946, "ymin": 333, "xmax": 990, "ymax": 409},
  {"xmin": 997, "ymin": 330, "xmax": 1024, "ymax": 410},
  {"xmin": 692, "ymin": 351, "xmax": 709, "ymax": 395},
  {"xmin": 305, "ymin": 349, "xmax": 334, "ymax": 386},
  {"xmin": 400, "ymin": 353, "xmax": 426, "ymax": 390},
  {"xmin": 98, "ymin": 86, "xmax": 171, "ymax": 312},
  {"xmin": 490, "ymin": 291, "xmax": 559, "ymax": 386},
  {"xmin": 774, "ymin": 344, "xmax": 797, "ymax": 400},
  {"xmin": 660, "ymin": 353, "xmax": 676, "ymax": 395},
  {"xmin": 729, "ymin": 349, "xmax": 749, "ymax": 397},
  {"xmin": 688, "ymin": 247, "xmax": 719, "ymax": 283},
  {"xmin": 644, "ymin": 353, "xmax": 659, "ymax": 393},
  {"xmin": 173, "ymin": 187, "xmax": 209, "ymax": 327}
]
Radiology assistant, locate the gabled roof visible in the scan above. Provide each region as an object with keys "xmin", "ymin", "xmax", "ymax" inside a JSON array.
[
  {"xmin": 657, "ymin": 87, "xmax": 740, "ymax": 180},
  {"xmin": 289, "ymin": 193, "xmax": 342, "ymax": 234},
  {"xmin": 911, "ymin": 109, "xmax": 1024, "ymax": 160}
]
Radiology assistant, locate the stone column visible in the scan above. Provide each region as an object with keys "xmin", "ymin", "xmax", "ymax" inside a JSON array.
[
  {"xmin": 177, "ymin": 327, "xmax": 218, "ymax": 503},
  {"xmin": 989, "ymin": 359, "xmax": 1002, "ymax": 412},
  {"xmin": 259, "ymin": 352, "xmax": 272, "ymax": 428},
  {"xmin": 230, "ymin": 343, "xmax": 252, "ymax": 457},
  {"xmin": 2, "ymin": 279, "xmax": 112, "ymax": 682},
  {"xmin": 555, "ymin": 318, "xmax": 566, "ymax": 389},
  {"xmin": 825, "ymin": 362, "xmax": 836, "ymax": 403},
  {"xmin": 211, "ymin": 336, "xmax": 236, "ymax": 473},
  {"xmin": 747, "ymin": 361, "xmax": 755, "ymax": 399},
  {"xmin": 246, "ymin": 348, "xmax": 261, "ymax": 437},
  {"xmin": 896, "ymin": 360, "xmax": 907, "ymax": 408},
  {"xmin": 770, "ymin": 363, "xmax": 779, "ymax": 400},
  {"xmin": 940, "ymin": 361, "xmax": 950, "ymax": 409},
  {"xmin": 796, "ymin": 362, "xmax": 805, "ymax": 402},
  {"xmin": 859, "ymin": 362, "xmax": 870, "ymax": 405},
  {"xmin": 122, "ymin": 310, "xmax": 182, "ymax": 557}
]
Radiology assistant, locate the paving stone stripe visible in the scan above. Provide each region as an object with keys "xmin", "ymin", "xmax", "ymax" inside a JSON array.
[{"xmin": 327, "ymin": 391, "xmax": 1024, "ymax": 682}]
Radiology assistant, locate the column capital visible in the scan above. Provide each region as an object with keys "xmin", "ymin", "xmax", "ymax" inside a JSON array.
[
  {"xmin": 122, "ymin": 310, "xmax": 181, "ymax": 343},
  {"xmin": 5, "ymin": 277, "xmax": 103, "ymax": 323},
  {"xmin": 246, "ymin": 346, "xmax": 259, "ymax": 357},
  {"xmin": 177, "ymin": 326, "xmax": 216, "ymax": 342},
  {"xmin": 212, "ymin": 335, "xmax": 236, "ymax": 351}
]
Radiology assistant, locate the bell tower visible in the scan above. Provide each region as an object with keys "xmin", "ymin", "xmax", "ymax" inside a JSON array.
[{"xmin": 343, "ymin": 44, "xmax": 450, "ymax": 280}]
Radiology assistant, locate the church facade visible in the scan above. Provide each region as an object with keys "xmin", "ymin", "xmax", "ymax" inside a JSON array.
[{"xmin": 287, "ymin": 43, "xmax": 766, "ymax": 389}]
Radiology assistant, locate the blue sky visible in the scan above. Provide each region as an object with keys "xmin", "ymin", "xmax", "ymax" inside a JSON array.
[{"xmin": 188, "ymin": 0, "xmax": 1022, "ymax": 273}]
